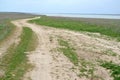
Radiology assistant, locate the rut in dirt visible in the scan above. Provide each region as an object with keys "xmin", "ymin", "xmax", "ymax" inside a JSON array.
[
  {"xmin": 12, "ymin": 18, "xmax": 120, "ymax": 80},
  {"xmin": 12, "ymin": 18, "xmax": 80, "ymax": 80}
]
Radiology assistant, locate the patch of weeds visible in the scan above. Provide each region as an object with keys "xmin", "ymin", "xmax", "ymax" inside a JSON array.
[
  {"xmin": 100, "ymin": 61, "xmax": 120, "ymax": 80},
  {"xmin": 27, "ymin": 32, "xmax": 38, "ymax": 51},
  {"xmin": 102, "ymin": 49, "xmax": 117, "ymax": 56},
  {"xmin": 0, "ymin": 22, "xmax": 15, "ymax": 42},
  {"xmin": 78, "ymin": 59, "xmax": 98, "ymax": 79},
  {"xmin": 0, "ymin": 27, "xmax": 37, "ymax": 80},
  {"xmin": 58, "ymin": 38, "xmax": 78, "ymax": 65},
  {"xmin": 29, "ymin": 16, "xmax": 120, "ymax": 41}
]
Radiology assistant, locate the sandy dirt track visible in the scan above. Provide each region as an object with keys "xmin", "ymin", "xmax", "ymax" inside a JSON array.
[
  {"xmin": 0, "ymin": 23, "xmax": 22, "ymax": 57},
  {"xmin": 12, "ymin": 17, "xmax": 120, "ymax": 80},
  {"xmin": 12, "ymin": 18, "xmax": 80, "ymax": 80}
]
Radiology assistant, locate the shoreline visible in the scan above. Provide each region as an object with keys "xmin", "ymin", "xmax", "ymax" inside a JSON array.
[{"xmin": 44, "ymin": 14, "xmax": 120, "ymax": 20}]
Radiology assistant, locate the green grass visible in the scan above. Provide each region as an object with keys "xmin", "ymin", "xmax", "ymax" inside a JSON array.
[
  {"xmin": 100, "ymin": 61, "xmax": 120, "ymax": 80},
  {"xmin": 29, "ymin": 16, "xmax": 120, "ymax": 41},
  {"xmin": 79, "ymin": 59, "xmax": 95, "ymax": 78},
  {"xmin": 103, "ymin": 49, "xmax": 117, "ymax": 56},
  {"xmin": 0, "ymin": 12, "xmax": 38, "ymax": 43},
  {"xmin": 58, "ymin": 38, "xmax": 78, "ymax": 65},
  {"xmin": 57, "ymin": 38, "xmax": 101, "ymax": 79},
  {"xmin": 0, "ymin": 27, "xmax": 37, "ymax": 80},
  {"xmin": 0, "ymin": 20, "xmax": 15, "ymax": 42}
]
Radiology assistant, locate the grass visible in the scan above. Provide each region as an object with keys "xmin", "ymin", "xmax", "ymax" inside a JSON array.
[
  {"xmin": 0, "ymin": 12, "xmax": 39, "ymax": 42},
  {"xmin": 100, "ymin": 61, "xmax": 120, "ymax": 80},
  {"xmin": 28, "ymin": 16, "xmax": 120, "ymax": 79},
  {"xmin": 0, "ymin": 27, "xmax": 37, "ymax": 80},
  {"xmin": 78, "ymin": 58, "xmax": 100, "ymax": 80},
  {"xmin": 0, "ymin": 12, "xmax": 39, "ymax": 20},
  {"xmin": 29, "ymin": 16, "xmax": 120, "ymax": 41},
  {"xmin": 0, "ymin": 20, "xmax": 15, "ymax": 42},
  {"xmin": 103, "ymin": 49, "xmax": 117, "ymax": 56},
  {"xmin": 57, "ymin": 38, "xmax": 100, "ymax": 79},
  {"xmin": 58, "ymin": 38, "xmax": 78, "ymax": 65}
]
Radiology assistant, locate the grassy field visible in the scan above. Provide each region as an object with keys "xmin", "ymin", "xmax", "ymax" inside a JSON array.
[
  {"xmin": 0, "ymin": 12, "xmax": 38, "ymax": 79},
  {"xmin": 0, "ymin": 12, "xmax": 39, "ymax": 20},
  {"xmin": 0, "ymin": 20, "xmax": 16, "ymax": 43},
  {"xmin": 29, "ymin": 16, "xmax": 120, "ymax": 80},
  {"xmin": 0, "ymin": 12, "xmax": 38, "ymax": 42},
  {"xmin": 0, "ymin": 13, "xmax": 119, "ymax": 80},
  {"xmin": 29, "ymin": 16, "xmax": 120, "ymax": 41},
  {"xmin": 100, "ymin": 61, "xmax": 120, "ymax": 80},
  {"xmin": 0, "ymin": 27, "xmax": 36, "ymax": 80},
  {"xmin": 58, "ymin": 38, "xmax": 78, "ymax": 65}
]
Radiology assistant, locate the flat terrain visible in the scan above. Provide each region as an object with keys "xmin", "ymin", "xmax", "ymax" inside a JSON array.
[
  {"xmin": 12, "ymin": 17, "xmax": 120, "ymax": 80},
  {"xmin": 0, "ymin": 14, "xmax": 120, "ymax": 80},
  {"xmin": 29, "ymin": 16, "xmax": 120, "ymax": 41},
  {"xmin": 0, "ymin": 12, "xmax": 38, "ymax": 57},
  {"xmin": 0, "ymin": 12, "xmax": 39, "ymax": 20}
]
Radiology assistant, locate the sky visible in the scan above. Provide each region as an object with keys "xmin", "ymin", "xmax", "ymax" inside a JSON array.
[{"xmin": 0, "ymin": 0, "xmax": 120, "ymax": 14}]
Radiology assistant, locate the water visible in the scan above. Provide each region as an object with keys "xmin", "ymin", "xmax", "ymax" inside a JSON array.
[{"xmin": 45, "ymin": 13, "xmax": 120, "ymax": 19}]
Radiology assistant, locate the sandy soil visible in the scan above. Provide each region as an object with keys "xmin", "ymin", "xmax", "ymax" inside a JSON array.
[
  {"xmin": 0, "ymin": 22, "xmax": 22, "ymax": 77},
  {"xmin": 0, "ymin": 23, "xmax": 22, "ymax": 57},
  {"xmin": 12, "ymin": 17, "xmax": 120, "ymax": 80}
]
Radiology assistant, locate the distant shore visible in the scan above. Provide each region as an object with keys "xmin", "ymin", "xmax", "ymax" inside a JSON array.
[{"xmin": 44, "ymin": 13, "xmax": 120, "ymax": 19}]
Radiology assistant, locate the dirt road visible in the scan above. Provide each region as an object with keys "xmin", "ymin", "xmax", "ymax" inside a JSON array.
[
  {"xmin": 12, "ymin": 17, "xmax": 120, "ymax": 80},
  {"xmin": 0, "ymin": 23, "xmax": 22, "ymax": 57}
]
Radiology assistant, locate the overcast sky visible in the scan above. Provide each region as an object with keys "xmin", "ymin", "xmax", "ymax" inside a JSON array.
[{"xmin": 0, "ymin": 0, "xmax": 120, "ymax": 14}]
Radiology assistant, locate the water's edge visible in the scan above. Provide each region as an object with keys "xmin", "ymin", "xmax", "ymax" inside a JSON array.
[{"xmin": 44, "ymin": 14, "xmax": 120, "ymax": 19}]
